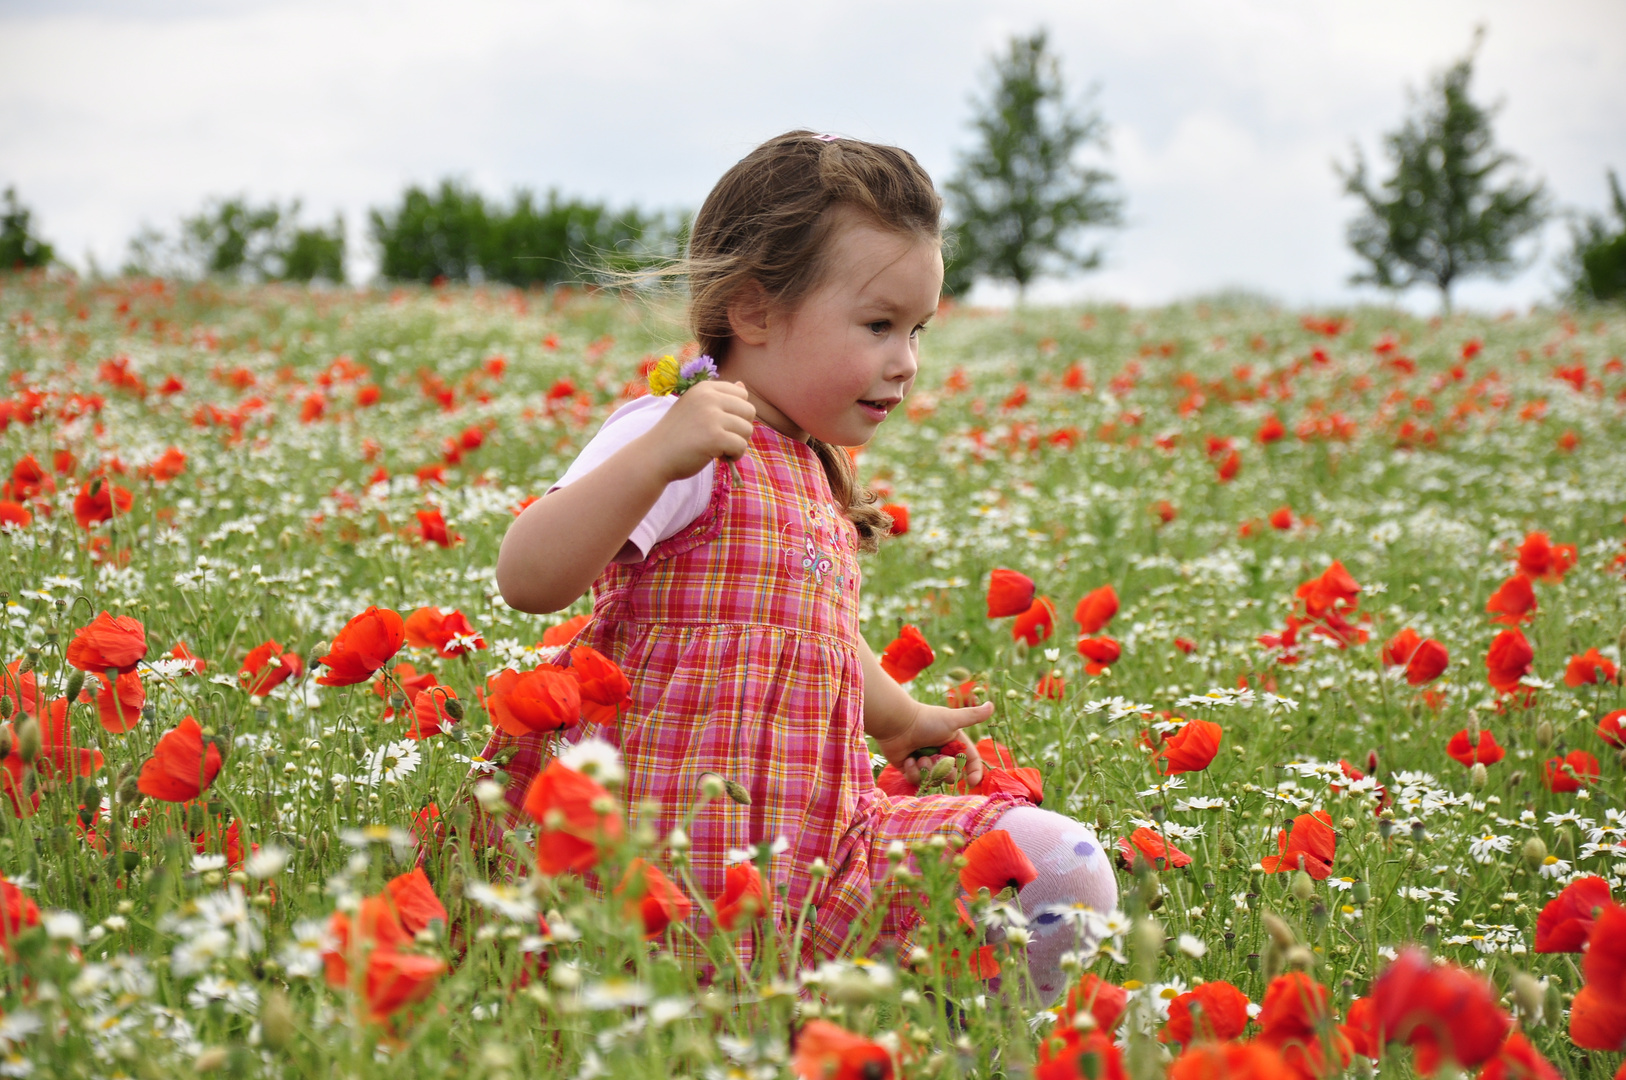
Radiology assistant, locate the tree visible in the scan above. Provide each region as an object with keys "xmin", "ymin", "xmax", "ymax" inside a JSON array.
[
  {"xmin": 1337, "ymin": 33, "xmax": 1547, "ymax": 312},
  {"xmin": 1561, "ymin": 169, "xmax": 1626, "ymax": 305},
  {"xmin": 943, "ymin": 29, "xmax": 1123, "ymax": 303},
  {"xmin": 1, "ymin": 187, "xmax": 55, "ymax": 271},
  {"xmin": 124, "ymin": 197, "xmax": 345, "ymax": 282}
]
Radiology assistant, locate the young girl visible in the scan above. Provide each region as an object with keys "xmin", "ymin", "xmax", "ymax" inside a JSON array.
[{"xmin": 481, "ymin": 130, "xmax": 1115, "ymax": 1001}]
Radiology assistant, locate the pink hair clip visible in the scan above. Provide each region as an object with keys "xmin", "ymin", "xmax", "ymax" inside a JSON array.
[{"xmin": 813, "ymin": 133, "xmax": 841, "ymax": 142}]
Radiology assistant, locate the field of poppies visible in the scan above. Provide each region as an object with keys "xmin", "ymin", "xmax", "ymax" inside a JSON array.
[{"xmin": 1, "ymin": 270, "xmax": 1624, "ymax": 1079}]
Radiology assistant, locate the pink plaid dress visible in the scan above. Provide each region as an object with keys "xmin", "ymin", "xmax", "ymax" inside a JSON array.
[{"xmin": 478, "ymin": 421, "xmax": 1023, "ymax": 964}]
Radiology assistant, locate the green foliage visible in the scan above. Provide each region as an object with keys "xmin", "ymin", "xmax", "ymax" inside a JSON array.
[
  {"xmin": 369, "ymin": 180, "xmax": 679, "ymax": 287},
  {"xmin": 1337, "ymin": 33, "xmax": 1548, "ymax": 311},
  {"xmin": 943, "ymin": 29, "xmax": 1123, "ymax": 301},
  {"xmin": 0, "ymin": 187, "xmax": 55, "ymax": 271},
  {"xmin": 123, "ymin": 197, "xmax": 346, "ymax": 283},
  {"xmin": 1562, "ymin": 169, "xmax": 1626, "ymax": 305}
]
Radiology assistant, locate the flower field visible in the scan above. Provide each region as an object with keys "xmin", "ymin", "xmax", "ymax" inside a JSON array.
[{"xmin": 1, "ymin": 271, "xmax": 1625, "ymax": 1079}]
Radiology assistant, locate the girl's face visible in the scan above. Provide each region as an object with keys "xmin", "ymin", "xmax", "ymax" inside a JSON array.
[{"xmin": 740, "ymin": 213, "xmax": 943, "ymax": 447}]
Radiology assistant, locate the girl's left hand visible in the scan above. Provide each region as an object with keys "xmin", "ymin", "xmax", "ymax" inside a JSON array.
[{"xmin": 873, "ymin": 700, "xmax": 993, "ymax": 789}]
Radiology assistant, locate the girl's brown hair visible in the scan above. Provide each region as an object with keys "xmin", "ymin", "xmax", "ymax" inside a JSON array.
[{"xmin": 685, "ymin": 130, "xmax": 943, "ymax": 552}]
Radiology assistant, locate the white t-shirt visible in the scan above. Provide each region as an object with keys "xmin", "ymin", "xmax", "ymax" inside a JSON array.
[{"xmin": 550, "ymin": 395, "xmax": 715, "ymax": 563}]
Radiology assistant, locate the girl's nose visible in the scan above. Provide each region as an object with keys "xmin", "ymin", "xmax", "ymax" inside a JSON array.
[{"xmin": 887, "ymin": 339, "xmax": 919, "ymax": 385}]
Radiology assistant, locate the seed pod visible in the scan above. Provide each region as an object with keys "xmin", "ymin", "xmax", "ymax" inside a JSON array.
[
  {"xmin": 390, "ymin": 693, "xmax": 406, "ymax": 712},
  {"xmin": 15, "ymin": 717, "xmax": 40, "ymax": 763}
]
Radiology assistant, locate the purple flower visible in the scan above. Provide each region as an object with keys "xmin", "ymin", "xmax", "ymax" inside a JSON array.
[{"xmin": 678, "ymin": 355, "xmax": 718, "ymax": 383}]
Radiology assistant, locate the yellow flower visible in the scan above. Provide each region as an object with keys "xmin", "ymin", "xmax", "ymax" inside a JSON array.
[{"xmin": 647, "ymin": 355, "xmax": 680, "ymax": 396}]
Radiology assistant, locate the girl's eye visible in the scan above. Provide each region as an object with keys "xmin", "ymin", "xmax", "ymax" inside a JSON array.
[{"xmin": 868, "ymin": 320, "xmax": 890, "ymax": 334}]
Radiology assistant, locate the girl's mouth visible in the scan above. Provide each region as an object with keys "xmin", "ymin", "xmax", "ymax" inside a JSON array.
[{"xmin": 858, "ymin": 398, "xmax": 899, "ymax": 420}]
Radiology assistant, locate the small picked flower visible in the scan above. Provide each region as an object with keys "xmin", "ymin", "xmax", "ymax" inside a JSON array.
[{"xmin": 647, "ymin": 354, "xmax": 719, "ymax": 397}]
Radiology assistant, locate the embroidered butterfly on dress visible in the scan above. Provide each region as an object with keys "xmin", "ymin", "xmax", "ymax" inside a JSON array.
[{"xmin": 801, "ymin": 536, "xmax": 835, "ymax": 586}]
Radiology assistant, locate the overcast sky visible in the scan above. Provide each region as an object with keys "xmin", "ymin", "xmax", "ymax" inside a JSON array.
[{"xmin": 3, "ymin": 0, "xmax": 1623, "ymax": 312}]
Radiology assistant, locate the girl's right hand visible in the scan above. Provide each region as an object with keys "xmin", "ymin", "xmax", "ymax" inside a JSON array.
[{"xmin": 651, "ymin": 380, "xmax": 756, "ymax": 481}]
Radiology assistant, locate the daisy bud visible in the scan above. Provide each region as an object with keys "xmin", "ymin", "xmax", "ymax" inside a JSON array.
[
  {"xmin": 1521, "ymin": 836, "xmax": 1547, "ymax": 871},
  {"xmin": 698, "ymin": 773, "xmax": 725, "ymax": 799},
  {"xmin": 667, "ymin": 825, "xmax": 690, "ymax": 852},
  {"xmin": 1470, "ymin": 762, "xmax": 1488, "ymax": 789},
  {"xmin": 193, "ymin": 1048, "xmax": 229, "ymax": 1073},
  {"xmin": 724, "ymin": 778, "xmax": 752, "ymax": 806},
  {"xmin": 15, "ymin": 717, "xmax": 40, "ymax": 764},
  {"xmin": 809, "ymin": 857, "xmax": 829, "ymax": 880},
  {"xmin": 907, "ymin": 946, "xmax": 930, "ymax": 968},
  {"xmin": 473, "ymin": 779, "xmax": 507, "ymax": 813},
  {"xmin": 886, "ymin": 839, "xmax": 907, "ymax": 864}
]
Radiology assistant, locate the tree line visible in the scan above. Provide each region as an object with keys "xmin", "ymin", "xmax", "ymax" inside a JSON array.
[{"xmin": 2, "ymin": 27, "xmax": 1623, "ymax": 307}]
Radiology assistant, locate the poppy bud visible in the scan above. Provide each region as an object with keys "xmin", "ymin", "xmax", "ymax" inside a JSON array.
[
  {"xmin": 0, "ymin": 729, "xmax": 9, "ymax": 758},
  {"xmin": 16, "ymin": 717, "xmax": 40, "ymax": 763},
  {"xmin": 1132, "ymin": 917, "xmax": 1163, "ymax": 982},
  {"xmin": 444, "ymin": 698, "xmax": 464, "ymax": 720},
  {"xmin": 926, "ymin": 757, "xmax": 957, "ymax": 785},
  {"xmin": 20, "ymin": 648, "xmax": 37, "ymax": 674},
  {"xmin": 1410, "ymin": 820, "xmax": 1426, "ymax": 843},
  {"xmin": 0, "ymin": 696, "xmax": 10, "ymax": 720},
  {"xmin": 1352, "ymin": 878, "xmax": 1370, "ymax": 905},
  {"xmin": 260, "ymin": 987, "xmax": 296, "ymax": 1051},
  {"xmin": 1511, "ymin": 972, "xmax": 1544, "ymax": 1024},
  {"xmin": 1470, "ymin": 762, "xmax": 1488, "ymax": 789},
  {"xmin": 1521, "ymin": 835, "xmax": 1547, "ymax": 870},
  {"xmin": 1536, "ymin": 720, "xmax": 1554, "ymax": 748},
  {"xmin": 311, "ymin": 641, "xmax": 330, "ymax": 660},
  {"xmin": 1291, "ymin": 870, "xmax": 1315, "ymax": 903},
  {"xmin": 724, "ymin": 778, "xmax": 752, "ymax": 806},
  {"xmin": 491, "ymin": 745, "xmax": 519, "ymax": 767},
  {"xmin": 1309, "ymin": 902, "xmax": 1328, "ymax": 933},
  {"xmin": 66, "ymin": 668, "xmax": 88, "ymax": 704},
  {"xmin": 187, "ymin": 803, "xmax": 206, "ymax": 835},
  {"xmin": 118, "ymin": 772, "xmax": 141, "ymax": 805}
]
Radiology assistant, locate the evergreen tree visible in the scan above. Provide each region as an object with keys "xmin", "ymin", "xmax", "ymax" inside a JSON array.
[
  {"xmin": 943, "ymin": 29, "xmax": 1122, "ymax": 303},
  {"xmin": 1337, "ymin": 33, "xmax": 1547, "ymax": 312},
  {"xmin": 1, "ymin": 187, "xmax": 55, "ymax": 271},
  {"xmin": 1561, "ymin": 169, "xmax": 1626, "ymax": 305}
]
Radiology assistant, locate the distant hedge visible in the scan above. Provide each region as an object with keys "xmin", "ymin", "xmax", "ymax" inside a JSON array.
[{"xmin": 369, "ymin": 180, "xmax": 685, "ymax": 286}]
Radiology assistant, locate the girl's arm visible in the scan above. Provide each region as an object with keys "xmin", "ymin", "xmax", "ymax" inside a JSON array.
[
  {"xmin": 857, "ymin": 635, "xmax": 990, "ymax": 787},
  {"xmin": 496, "ymin": 381, "xmax": 755, "ymax": 613}
]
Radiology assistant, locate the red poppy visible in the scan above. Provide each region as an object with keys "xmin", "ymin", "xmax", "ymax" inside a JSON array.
[
  {"xmin": 65, "ymin": 611, "xmax": 147, "ymax": 674},
  {"xmin": 316, "ymin": 607, "xmax": 406, "ymax": 686},
  {"xmin": 1257, "ymin": 972, "xmax": 1352, "ymax": 1078},
  {"xmin": 239, "ymin": 640, "xmax": 303, "ymax": 696},
  {"xmin": 1269, "ymin": 506, "xmax": 1294, "ymax": 530},
  {"xmin": 1257, "ymin": 414, "xmax": 1287, "ymax": 443},
  {"xmin": 413, "ymin": 508, "xmax": 462, "ymax": 547},
  {"xmin": 880, "ymin": 625, "xmax": 934, "ymax": 683},
  {"xmin": 1565, "ymin": 648, "xmax": 1619, "ymax": 687},
  {"xmin": 0, "ymin": 876, "xmax": 41, "ymax": 957},
  {"xmin": 1074, "ymin": 585, "xmax": 1119, "ymax": 634},
  {"xmin": 403, "ymin": 606, "xmax": 485, "ymax": 657},
  {"xmin": 0, "ymin": 661, "xmax": 42, "ymax": 718},
  {"xmin": 1370, "ymin": 948, "xmax": 1511, "ymax": 1074},
  {"xmin": 1078, "ymin": 635, "xmax": 1121, "ymax": 675},
  {"xmin": 1534, "ymin": 876, "xmax": 1611, "ymax": 953},
  {"xmin": 385, "ymin": 868, "xmax": 448, "ymax": 936},
  {"xmin": 523, "ymin": 759, "xmax": 625, "ymax": 875},
  {"xmin": 1161, "ymin": 980, "xmax": 1251, "ymax": 1045},
  {"xmin": 72, "ymin": 479, "xmax": 133, "ymax": 530},
  {"xmin": 1517, "ymin": 531, "xmax": 1577, "ymax": 583},
  {"xmin": 881, "ymin": 502, "xmax": 909, "ymax": 535},
  {"xmin": 614, "ymin": 858, "xmax": 691, "ymax": 939},
  {"xmin": 1215, "ymin": 449, "xmax": 1241, "ymax": 482},
  {"xmin": 791, "ymin": 1020, "xmax": 895, "ymax": 1080},
  {"xmin": 1485, "ymin": 629, "xmax": 1534, "ymax": 694},
  {"xmin": 1598, "ymin": 709, "xmax": 1626, "ymax": 748},
  {"xmin": 1174, "ymin": 637, "xmax": 1197, "ymax": 654},
  {"xmin": 987, "ymin": 568, "xmax": 1036, "ymax": 618},
  {"xmin": 324, "ymin": 894, "xmax": 445, "ymax": 1023},
  {"xmin": 1158, "ymin": 719, "xmax": 1222, "ymax": 776},
  {"xmin": 1260, "ymin": 810, "xmax": 1336, "ymax": 880},
  {"xmin": 1382, "ymin": 629, "xmax": 1449, "ymax": 685},
  {"xmin": 1013, "ymin": 597, "xmax": 1057, "ymax": 646},
  {"xmin": 1543, "ymin": 750, "xmax": 1600, "ymax": 793},
  {"xmin": 713, "ymin": 861, "xmax": 767, "ymax": 931},
  {"xmin": 486, "ymin": 667, "xmax": 581, "ymax": 737},
  {"xmin": 1152, "ymin": 500, "xmax": 1177, "ymax": 523},
  {"xmin": 1167, "ymin": 1042, "xmax": 1294, "ymax": 1080},
  {"xmin": 1034, "ymin": 672, "xmax": 1066, "ymax": 700},
  {"xmin": 1444, "ymin": 729, "xmax": 1505, "ymax": 767},
  {"xmin": 407, "ymin": 687, "xmax": 457, "ymax": 739},
  {"xmin": 1341, "ymin": 996, "xmax": 1383, "ymax": 1060},
  {"xmin": 1035, "ymin": 1028, "xmax": 1125, "ymax": 1080},
  {"xmin": 1116, "ymin": 827, "xmax": 1192, "ymax": 870},
  {"xmin": 1568, "ymin": 984, "xmax": 1626, "ymax": 1052},
  {"xmin": 1476, "ymin": 1031, "xmax": 1561, "ymax": 1080},
  {"xmin": 170, "ymin": 641, "xmax": 207, "ymax": 674},
  {"xmin": 0, "ymin": 501, "xmax": 30, "ymax": 528},
  {"xmin": 959, "ymin": 829, "xmax": 1037, "ymax": 896},
  {"xmin": 1058, "ymin": 973, "xmax": 1128, "ymax": 1036},
  {"xmin": 93, "ymin": 669, "xmax": 145, "ymax": 734},
  {"xmin": 1485, "ymin": 574, "xmax": 1537, "ymax": 625},
  {"xmin": 540, "ymin": 614, "xmax": 592, "ymax": 647},
  {"xmin": 568, "ymin": 646, "xmax": 631, "ymax": 724},
  {"xmin": 138, "ymin": 716, "xmax": 224, "ymax": 801},
  {"xmin": 1295, "ymin": 562, "xmax": 1360, "ymax": 620},
  {"xmin": 33, "ymin": 698, "xmax": 104, "ymax": 783}
]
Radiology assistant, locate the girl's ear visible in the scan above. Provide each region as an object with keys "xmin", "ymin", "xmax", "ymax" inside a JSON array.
[{"xmin": 726, "ymin": 280, "xmax": 773, "ymax": 347}]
